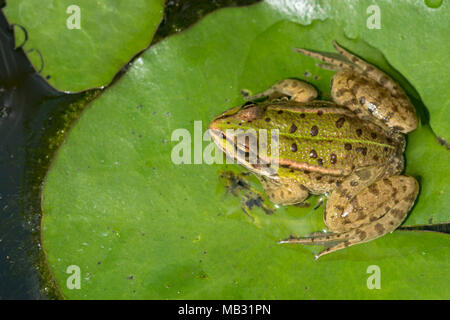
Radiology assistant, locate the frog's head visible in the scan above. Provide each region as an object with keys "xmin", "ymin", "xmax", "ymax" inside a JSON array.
[
  {"xmin": 208, "ymin": 103, "xmax": 277, "ymax": 176},
  {"xmin": 208, "ymin": 102, "xmax": 264, "ymax": 150}
]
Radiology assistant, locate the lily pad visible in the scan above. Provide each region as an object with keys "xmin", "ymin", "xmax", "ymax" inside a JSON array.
[
  {"xmin": 3, "ymin": 0, "xmax": 164, "ymax": 92},
  {"xmin": 42, "ymin": 1, "xmax": 450, "ymax": 299}
]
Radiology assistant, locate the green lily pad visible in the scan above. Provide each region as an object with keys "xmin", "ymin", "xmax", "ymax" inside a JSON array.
[
  {"xmin": 4, "ymin": 0, "xmax": 164, "ymax": 92},
  {"xmin": 42, "ymin": 1, "xmax": 450, "ymax": 299}
]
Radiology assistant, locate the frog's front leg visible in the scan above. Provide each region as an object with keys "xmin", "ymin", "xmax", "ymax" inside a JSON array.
[
  {"xmin": 279, "ymin": 167, "xmax": 419, "ymax": 259},
  {"xmin": 244, "ymin": 79, "xmax": 317, "ymax": 103},
  {"xmin": 296, "ymin": 41, "xmax": 418, "ymax": 133},
  {"xmin": 258, "ymin": 175, "xmax": 309, "ymax": 206}
]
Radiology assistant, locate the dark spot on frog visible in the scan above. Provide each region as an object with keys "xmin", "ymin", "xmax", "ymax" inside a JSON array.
[
  {"xmin": 335, "ymin": 88, "xmax": 348, "ymax": 98},
  {"xmin": 291, "ymin": 143, "xmax": 298, "ymax": 152},
  {"xmin": 289, "ymin": 124, "xmax": 297, "ymax": 133},
  {"xmin": 300, "ymin": 113, "xmax": 306, "ymax": 118},
  {"xmin": 368, "ymin": 184, "xmax": 379, "ymax": 195},
  {"xmin": 358, "ymin": 231, "xmax": 367, "ymax": 240},
  {"xmin": 265, "ymin": 117, "xmax": 270, "ymax": 122},
  {"xmin": 350, "ymin": 180, "xmax": 358, "ymax": 187},
  {"xmin": 373, "ymin": 155, "xmax": 379, "ymax": 161},
  {"xmin": 375, "ymin": 223, "xmax": 385, "ymax": 234},
  {"xmin": 405, "ymin": 191, "xmax": 417, "ymax": 202},
  {"xmin": 128, "ymin": 275, "xmax": 134, "ymax": 280},
  {"xmin": 317, "ymin": 110, "xmax": 323, "ymax": 116},
  {"xmin": 316, "ymin": 176, "xmax": 322, "ymax": 181},
  {"xmin": 310, "ymin": 125, "xmax": 319, "ymax": 136},
  {"xmin": 356, "ymin": 128, "xmax": 362, "ymax": 137},
  {"xmin": 356, "ymin": 147, "xmax": 367, "ymax": 156},
  {"xmin": 344, "ymin": 143, "xmax": 352, "ymax": 150},
  {"xmin": 317, "ymin": 158, "xmax": 323, "ymax": 166},
  {"xmin": 278, "ymin": 110, "xmax": 283, "ymax": 114},
  {"xmin": 309, "ymin": 150, "xmax": 317, "ymax": 158},
  {"xmin": 371, "ymin": 132, "xmax": 377, "ymax": 139},
  {"xmin": 336, "ymin": 117, "xmax": 345, "ymax": 128},
  {"xmin": 330, "ymin": 153, "xmax": 337, "ymax": 164}
]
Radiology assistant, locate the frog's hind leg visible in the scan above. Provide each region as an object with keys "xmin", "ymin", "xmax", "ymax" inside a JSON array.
[
  {"xmin": 279, "ymin": 175, "xmax": 419, "ymax": 259},
  {"xmin": 296, "ymin": 41, "xmax": 418, "ymax": 133},
  {"xmin": 296, "ymin": 41, "xmax": 401, "ymax": 97},
  {"xmin": 330, "ymin": 41, "xmax": 405, "ymax": 98},
  {"xmin": 244, "ymin": 79, "xmax": 318, "ymax": 103}
]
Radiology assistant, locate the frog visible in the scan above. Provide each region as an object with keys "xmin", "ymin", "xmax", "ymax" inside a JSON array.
[{"xmin": 208, "ymin": 41, "xmax": 419, "ymax": 259}]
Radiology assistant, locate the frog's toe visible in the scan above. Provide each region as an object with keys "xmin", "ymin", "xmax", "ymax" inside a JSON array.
[
  {"xmin": 294, "ymin": 46, "xmax": 354, "ymax": 71},
  {"xmin": 278, "ymin": 231, "xmax": 348, "ymax": 245}
]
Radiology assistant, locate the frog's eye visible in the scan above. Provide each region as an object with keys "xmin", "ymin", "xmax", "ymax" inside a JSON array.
[{"xmin": 239, "ymin": 105, "xmax": 263, "ymax": 122}]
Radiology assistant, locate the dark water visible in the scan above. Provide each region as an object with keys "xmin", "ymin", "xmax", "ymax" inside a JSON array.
[{"xmin": 0, "ymin": 0, "xmax": 447, "ymax": 299}]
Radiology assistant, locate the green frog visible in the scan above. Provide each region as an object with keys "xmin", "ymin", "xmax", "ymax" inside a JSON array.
[{"xmin": 209, "ymin": 41, "xmax": 419, "ymax": 259}]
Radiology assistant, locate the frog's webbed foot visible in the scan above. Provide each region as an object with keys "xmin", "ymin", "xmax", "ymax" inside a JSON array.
[
  {"xmin": 296, "ymin": 41, "xmax": 399, "ymax": 94},
  {"xmin": 296, "ymin": 41, "xmax": 418, "ymax": 133},
  {"xmin": 295, "ymin": 44, "xmax": 355, "ymax": 71},
  {"xmin": 244, "ymin": 79, "xmax": 318, "ymax": 103}
]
